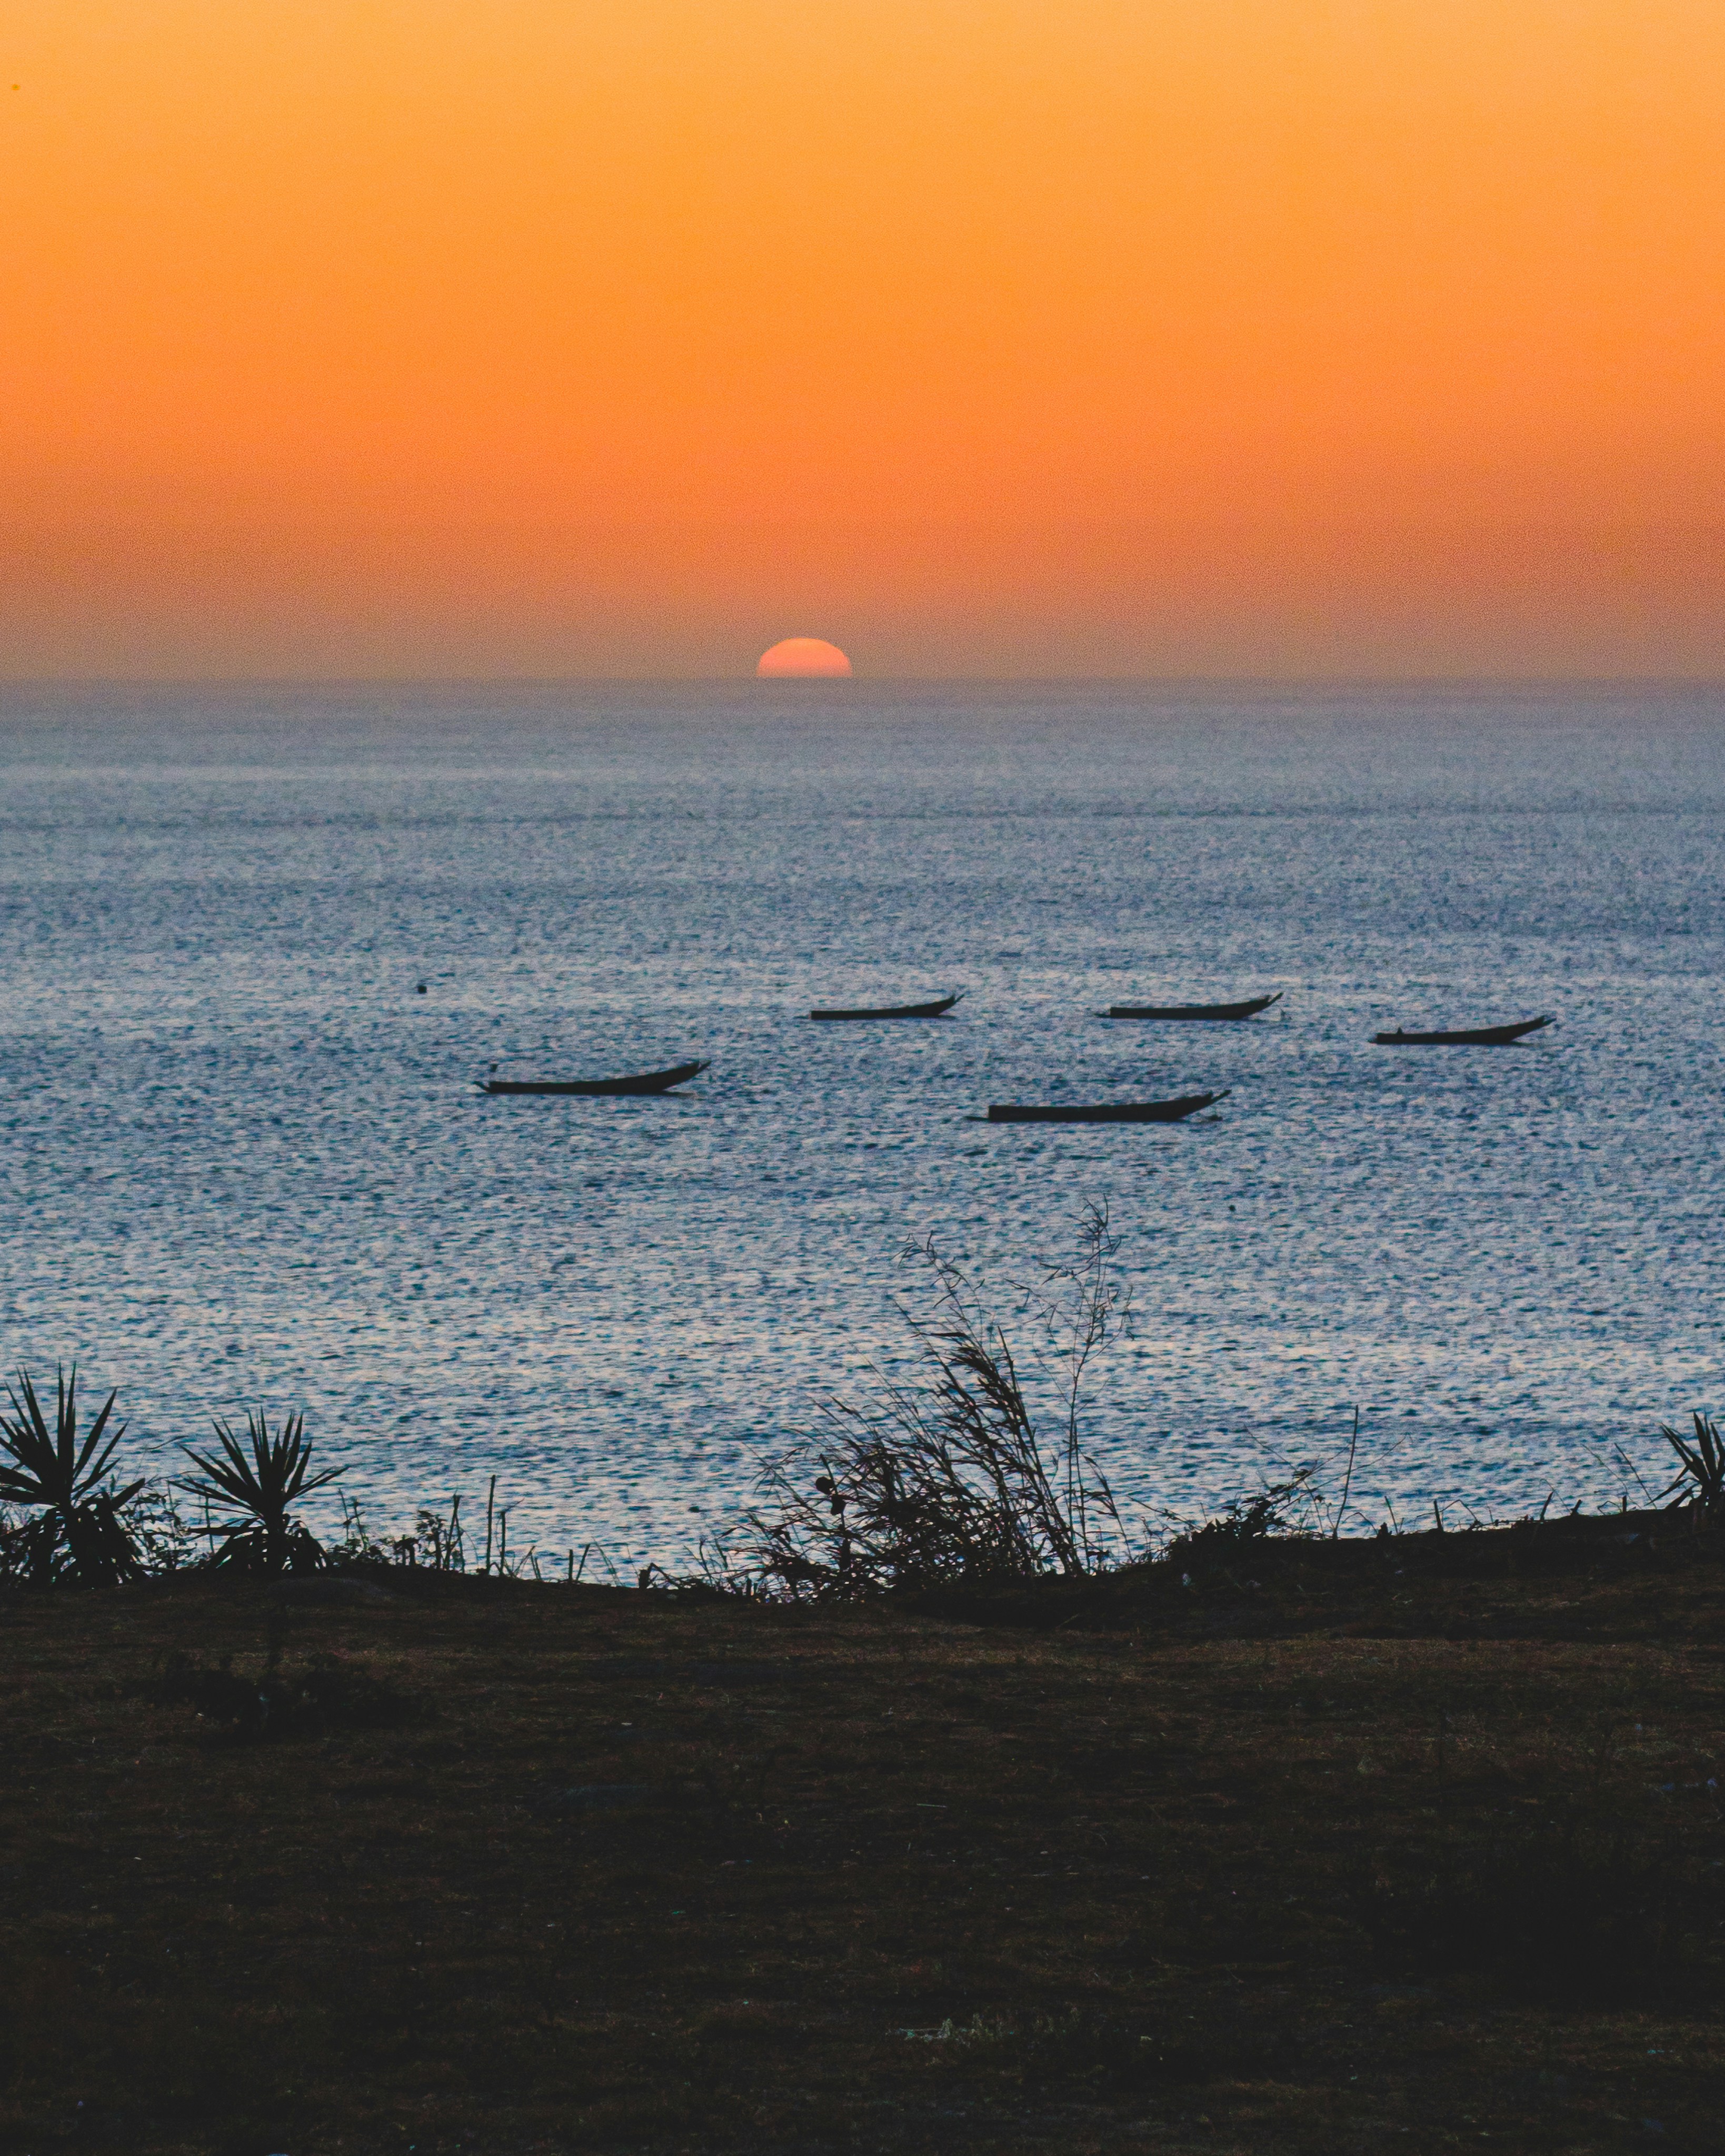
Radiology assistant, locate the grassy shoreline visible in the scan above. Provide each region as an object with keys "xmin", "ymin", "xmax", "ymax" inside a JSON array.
[{"xmin": 3, "ymin": 1513, "xmax": 1722, "ymax": 2154}]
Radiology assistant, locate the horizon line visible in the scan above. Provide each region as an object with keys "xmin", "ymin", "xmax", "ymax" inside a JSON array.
[{"xmin": 4, "ymin": 672, "xmax": 1725, "ymax": 691}]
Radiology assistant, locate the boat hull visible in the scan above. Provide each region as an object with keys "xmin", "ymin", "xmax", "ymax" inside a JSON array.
[
  {"xmin": 481, "ymin": 1059, "xmax": 710, "ymax": 1096},
  {"xmin": 1373, "ymin": 1017, "xmax": 1552, "ymax": 1046},
  {"xmin": 1106, "ymin": 993, "xmax": 1281, "ymax": 1021},
  {"xmin": 810, "ymin": 994, "xmax": 962, "ymax": 1021},
  {"xmin": 987, "ymin": 1091, "xmax": 1224, "ymax": 1124}
]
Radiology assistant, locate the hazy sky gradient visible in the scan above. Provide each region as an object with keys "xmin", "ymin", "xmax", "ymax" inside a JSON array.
[{"xmin": 6, "ymin": 2, "xmax": 1723, "ymax": 676}]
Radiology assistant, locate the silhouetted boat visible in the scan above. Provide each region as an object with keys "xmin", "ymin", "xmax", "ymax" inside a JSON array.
[
  {"xmin": 480, "ymin": 1059, "xmax": 710, "ymax": 1096},
  {"xmin": 810, "ymin": 993, "xmax": 962, "ymax": 1021},
  {"xmin": 1373, "ymin": 1017, "xmax": 1552, "ymax": 1047},
  {"xmin": 1105, "ymin": 992, "xmax": 1281, "ymax": 1021},
  {"xmin": 986, "ymin": 1091, "xmax": 1227, "ymax": 1124}
]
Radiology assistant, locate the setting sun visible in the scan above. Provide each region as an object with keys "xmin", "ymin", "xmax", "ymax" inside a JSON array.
[{"xmin": 755, "ymin": 638, "xmax": 853, "ymax": 679}]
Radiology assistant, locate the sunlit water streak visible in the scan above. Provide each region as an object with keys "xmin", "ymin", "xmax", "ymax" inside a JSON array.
[{"xmin": 2, "ymin": 681, "xmax": 1721, "ymax": 1563}]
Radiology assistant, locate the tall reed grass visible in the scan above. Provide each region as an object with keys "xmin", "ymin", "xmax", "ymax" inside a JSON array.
[{"xmin": 712, "ymin": 1205, "xmax": 1135, "ymax": 1598}]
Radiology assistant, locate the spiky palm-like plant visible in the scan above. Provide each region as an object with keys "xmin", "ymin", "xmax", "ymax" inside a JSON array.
[
  {"xmin": 1659, "ymin": 1412, "xmax": 1725, "ymax": 1515},
  {"xmin": 177, "ymin": 1410, "xmax": 342, "ymax": 1574},
  {"xmin": 0, "ymin": 1366, "xmax": 144, "ymax": 1586}
]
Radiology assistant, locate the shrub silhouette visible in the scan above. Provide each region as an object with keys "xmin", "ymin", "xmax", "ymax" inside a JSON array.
[
  {"xmin": 0, "ymin": 1367, "xmax": 143, "ymax": 1586},
  {"xmin": 178, "ymin": 1410, "xmax": 340, "ymax": 1575}
]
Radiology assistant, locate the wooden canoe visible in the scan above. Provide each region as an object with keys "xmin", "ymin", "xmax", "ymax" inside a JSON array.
[
  {"xmin": 810, "ymin": 993, "xmax": 963, "ymax": 1021},
  {"xmin": 986, "ymin": 1091, "xmax": 1227, "ymax": 1124},
  {"xmin": 1372, "ymin": 1016, "xmax": 1552, "ymax": 1046},
  {"xmin": 480, "ymin": 1059, "xmax": 710, "ymax": 1096},
  {"xmin": 1105, "ymin": 992, "xmax": 1281, "ymax": 1021}
]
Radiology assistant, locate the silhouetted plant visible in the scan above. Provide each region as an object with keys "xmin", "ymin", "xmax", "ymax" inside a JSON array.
[
  {"xmin": 124, "ymin": 1482, "xmax": 203, "ymax": 1574},
  {"xmin": 1160, "ymin": 1469, "xmax": 1321, "ymax": 1570},
  {"xmin": 177, "ymin": 1410, "xmax": 340, "ymax": 1575},
  {"xmin": 406, "ymin": 1496, "xmax": 466, "ymax": 1571},
  {"xmin": 0, "ymin": 1366, "xmax": 144, "ymax": 1586},
  {"xmin": 335, "ymin": 1492, "xmax": 468, "ymax": 1572},
  {"xmin": 734, "ymin": 1205, "xmax": 1132, "ymax": 1598},
  {"xmin": 1658, "ymin": 1412, "xmax": 1725, "ymax": 1515}
]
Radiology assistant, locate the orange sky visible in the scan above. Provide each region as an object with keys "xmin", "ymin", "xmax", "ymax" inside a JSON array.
[{"xmin": 5, "ymin": 1, "xmax": 1723, "ymax": 676}]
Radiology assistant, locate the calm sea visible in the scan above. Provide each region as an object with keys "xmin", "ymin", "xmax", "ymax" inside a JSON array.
[{"xmin": 2, "ymin": 681, "xmax": 1721, "ymax": 1564}]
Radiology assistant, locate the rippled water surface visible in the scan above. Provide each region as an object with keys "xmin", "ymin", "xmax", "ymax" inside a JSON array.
[{"xmin": 2, "ymin": 681, "xmax": 1722, "ymax": 1560}]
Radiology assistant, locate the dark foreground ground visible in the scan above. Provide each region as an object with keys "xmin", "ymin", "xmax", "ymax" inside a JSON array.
[{"xmin": 3, "ymin": 1511, "xmax": 1723, "ymax": 2155}]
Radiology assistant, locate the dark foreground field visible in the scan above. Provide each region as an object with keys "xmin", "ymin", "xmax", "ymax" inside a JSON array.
[{"xmin": 4, "ymin": 1515, "xmax": 1723, "ymax": 2155}]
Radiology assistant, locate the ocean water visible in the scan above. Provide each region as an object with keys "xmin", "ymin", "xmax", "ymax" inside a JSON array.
[{"xmin": 2, "ymin": 680, "xmax": 1722, "ymax": 1565}]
